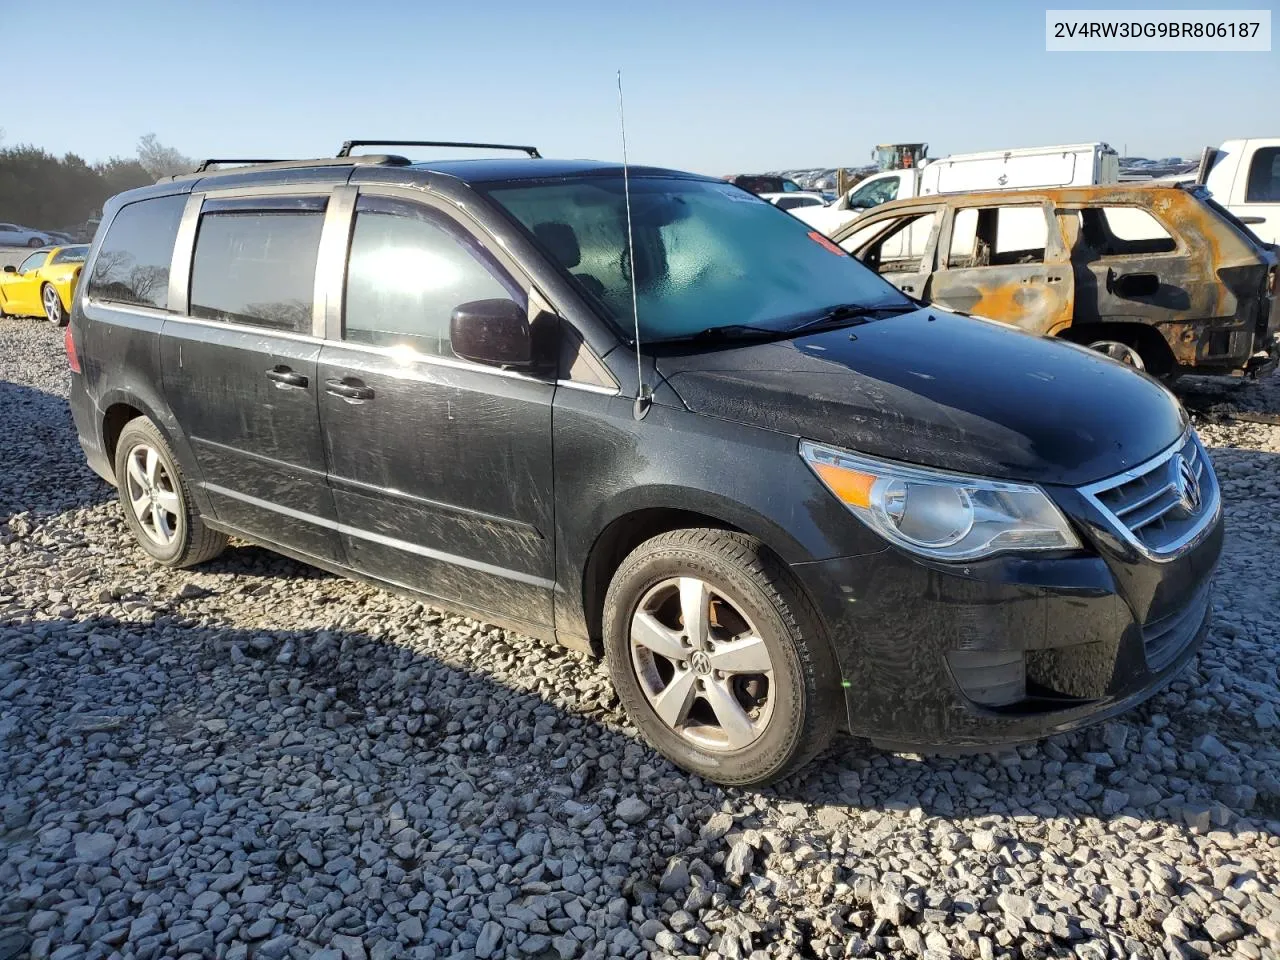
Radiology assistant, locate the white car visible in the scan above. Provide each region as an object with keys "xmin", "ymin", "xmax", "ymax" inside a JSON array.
[
  {"xmin": 0, "ymin": 223, "xmax": 54, "ymax": 248},
  {"xmin": 760, "ymin": 192, "xmax": 828, "ymax": 213}
]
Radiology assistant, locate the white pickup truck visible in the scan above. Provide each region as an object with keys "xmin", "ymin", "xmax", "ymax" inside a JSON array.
[
  {"xmin": 794, "ymin": 142, "xmax": 1120, "ymax": 236},
  {"xmin": 1198, "ymin": 138, "xmax": 1280, "ymax": 246}
]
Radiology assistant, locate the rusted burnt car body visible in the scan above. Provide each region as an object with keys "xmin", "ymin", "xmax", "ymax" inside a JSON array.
[{"xmin": 831, "ymin": 184, "xmax": 1280, "ymax": 378}]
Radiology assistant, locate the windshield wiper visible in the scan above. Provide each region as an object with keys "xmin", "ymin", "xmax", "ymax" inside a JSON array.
[
  {"xmin": 650, "ymin": 324, "xmax": 789, "ymax": 345},
  {"xmin": 786, "ymin": 301, "xmax": 917, "ymax": 335}
]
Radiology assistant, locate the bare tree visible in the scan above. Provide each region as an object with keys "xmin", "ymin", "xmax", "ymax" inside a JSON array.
[{"xmin": 137, "ymin": 134, "xmax": 194, "ymax": 179}]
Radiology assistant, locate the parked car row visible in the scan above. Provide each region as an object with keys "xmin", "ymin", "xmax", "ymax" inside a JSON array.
[
  {"xmin": 63, "ymin": 143, "xmax": 1226, "ymax": 785},
  {"xmin": 0, "ymin": 221, "xmax": 96, "ymax": 248}
]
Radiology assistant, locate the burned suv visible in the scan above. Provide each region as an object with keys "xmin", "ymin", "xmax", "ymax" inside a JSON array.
[
  {"xmin": 832, "ymin": 183, "xmax": 1279, "ymax": 378},
  {"xmin": 67, "ymin": 142, "xmax": 1222, "ymax": 786}
]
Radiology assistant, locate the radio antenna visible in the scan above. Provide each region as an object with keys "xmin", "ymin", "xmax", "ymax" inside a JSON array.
[{"xmin": 618, "ymin": 70, "xmax": 651, "ymax": 420}]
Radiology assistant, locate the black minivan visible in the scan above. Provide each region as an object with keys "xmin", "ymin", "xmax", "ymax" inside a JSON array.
[{"xmin": 67, "ymin": 145, "xmax": 1223, "ymax": 786}]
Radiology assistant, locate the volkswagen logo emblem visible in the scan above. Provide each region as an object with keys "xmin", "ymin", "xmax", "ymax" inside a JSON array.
[
  {"xmin": 689, "ymin": 651, "xmax": 712, "ymax": 675},
  {"xmin": 1172, "ymin": 454, "xmax": 1202, "ymax": 515}
]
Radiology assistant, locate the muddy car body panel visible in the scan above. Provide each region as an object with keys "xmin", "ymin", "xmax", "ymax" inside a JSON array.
[{"xmin": 833, "ymin": 183, "xmax": 1280, "ymax": 377}]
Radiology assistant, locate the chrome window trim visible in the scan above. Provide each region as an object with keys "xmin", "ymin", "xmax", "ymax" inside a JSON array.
[
  {"xmin": 1078, "ymin": 429, "xmax": 1221, "ymax": 563},
  {"xmin": 84, "ymin": 298, "xmax": 172, "ymax": 322},
  {"xmin": 168, "ymin": 193, "xmax": 203, "ymax": 313},
  {"xmin": 157, "ymin": 312, "xmax": 326, "ymax": 346},
  {"xmin": 323, "ymin": 337, "xmax": 555, "ymax": 387}
]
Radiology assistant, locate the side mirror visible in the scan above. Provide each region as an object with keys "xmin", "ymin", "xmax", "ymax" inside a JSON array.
[
  {"xmin": 450, "ymin": 299, "xmax": 533, "ymax": 368},
  {"xmin": 2, "ymin": 265, "xmax": 14, "ymax": 273}
]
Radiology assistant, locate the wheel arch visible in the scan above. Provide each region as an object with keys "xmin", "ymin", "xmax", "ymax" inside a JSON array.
[
  {"xmin": 1056, "ymin": 320, "xmax": 1178, "ymax": 376},
  {"xmin": 574, "ymin": 487, "xmax": 813, "ymax": 652},
  {"xmin": 94, "ymin": 388, "xmax": 214, "ymax": 517}
]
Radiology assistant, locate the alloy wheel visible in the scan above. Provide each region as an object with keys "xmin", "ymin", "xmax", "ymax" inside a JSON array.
[
  {"xmin": 629, "ymin": 576, "xmax": 775, "ymax": 752},
  {"xmin": 1089, "ymin": 340, "xmax": 1145, "ymax": 370},
  {"xmin": 123, "ymin": 443, "xmax": 182, "ymax": 547},
  {"xmin": 43, "ymin": 286, "xmax": 63, "ymax": 324}
]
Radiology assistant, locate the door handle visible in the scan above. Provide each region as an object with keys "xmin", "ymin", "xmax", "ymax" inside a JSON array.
[
  {"xmin": 266, "ymin": 366, "xmax": 308, "ymax": 389},
  {"xmin": 1238, "ymin": 216, "xmax": 1266, "ymax": 225},
  {"xmin": 325, "ymin": 378, "xmax": 375, "ymax": 402},
  {"xmin": 901, "ymin": 284, "xmax": 915, "ymax": 293}
]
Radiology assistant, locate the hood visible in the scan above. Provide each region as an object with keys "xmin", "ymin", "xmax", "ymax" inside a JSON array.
[{"xmin": 656, "ymin": 307, "xmax": 1186, "ymax": 486}]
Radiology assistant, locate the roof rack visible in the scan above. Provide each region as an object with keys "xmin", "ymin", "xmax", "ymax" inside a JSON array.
[
  {"xmin": 338, "ymin": 139, "xmax": 541, "ymax": 159},
  {"xmin": 161, "ymin": 154, "xmax": 413, "ymax": 183},
  {"xmin": 195, "ymin": 158, "xmax": 289, "ymax": 172}
]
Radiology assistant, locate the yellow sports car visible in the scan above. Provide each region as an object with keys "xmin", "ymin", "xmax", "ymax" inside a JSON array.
[{"xmin": 0, "ymin": 245, "xmax": 89, "ymax": 326}]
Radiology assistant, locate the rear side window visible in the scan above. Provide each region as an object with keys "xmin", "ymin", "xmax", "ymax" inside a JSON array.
[
  {"xmin": 1245, "ymin": 147, "xmax": 1280, "ymax": 202},
  {"xmin": 1077, "ymin": 207, "xmax": 1176, "ymax": 256},
  {"xmin": 948, "ymin": 206, "xmax": 1048, "ymax": 267},
  {"xmin": 343, "ymin": 197, "xmax": 519, "ymax": 356},
  {"xmin": 189, "ymin": 198, "xmax": 325, "ymax": 333},
  {"xmin": 88, "ymin": 194, "xmax": 186, "ymax": 310}
]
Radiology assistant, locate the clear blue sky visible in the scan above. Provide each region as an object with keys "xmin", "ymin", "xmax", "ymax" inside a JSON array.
[{"xmin": 6, "ymin": 0, "xmax": 1276, "ymax": 172}]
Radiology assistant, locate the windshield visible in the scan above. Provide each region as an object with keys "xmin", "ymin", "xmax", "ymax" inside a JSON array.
[{"xmin": 484, "ymin": 176, "xmax": 911, "ymax": 341}]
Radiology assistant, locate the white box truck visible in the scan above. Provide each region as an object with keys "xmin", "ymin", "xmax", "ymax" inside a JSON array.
[{"xmin": 794, "ymin": 142, "xmax": 1121, "ymax": 236}]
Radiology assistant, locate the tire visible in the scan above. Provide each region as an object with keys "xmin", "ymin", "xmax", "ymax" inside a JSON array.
[
  {"xmin": 27, "ymin": 237, "xmax": 43, "ymax": 248},
  {"xmin": 41, "ymin": 284, "xmax": 66, "ymax": 326},
  {"xmin": 603, "ymin": 528, "xmax": 840, "ymax": 787},
  {"xmin": 113, "ymin": 417, "xmax": 227, "ymax": 568}
]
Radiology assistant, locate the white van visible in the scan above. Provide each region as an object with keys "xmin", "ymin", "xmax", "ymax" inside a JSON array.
[{"xmin": 795, "ymin": 143, "xmax": 1120, "ymax": 237}]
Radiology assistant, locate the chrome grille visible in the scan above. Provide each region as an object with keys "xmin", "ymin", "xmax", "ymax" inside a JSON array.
[{"xmin": 1080, "ymin": 430, "xmax": 1220, "ymax": 562}]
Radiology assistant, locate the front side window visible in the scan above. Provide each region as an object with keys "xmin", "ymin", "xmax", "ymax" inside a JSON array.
[
  {"xmin": 1245, "ymin": 147, "xmax": 1280, "ymax": 202},
  {"xmin": 344, "ymin": 198, "xmax": 519, "ymax": 356},
  {"xmin": 189, "ymin": 199, "xmax": 325, "ymax": 333},
  {"xmin": 88, "ymin": 194, "xmax": 186, "ymax": 310},
  {"xmin": 845, "ymin": 211, "xmax": 939, "ymax": 274},
  {"xmin": 51, "ymin": 246, "xmax": 89, "ymax": 265},
  {"xmin": 18, "ymin": 252, "xmax": 47, "ymax": 274},
  {"xmin": 486, "ymin": 176, "xmax": 909, "ymax": 341}
]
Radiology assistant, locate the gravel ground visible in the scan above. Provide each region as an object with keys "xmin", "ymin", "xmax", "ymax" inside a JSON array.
[{"xmin": 1, "ymin": 315, "xmax": 1278, "ymax": 960}]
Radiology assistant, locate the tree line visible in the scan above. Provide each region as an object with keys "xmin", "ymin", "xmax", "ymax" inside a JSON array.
[{"xmin": 0, "ymin": 133, "xmax": 193, "ymax": 230}]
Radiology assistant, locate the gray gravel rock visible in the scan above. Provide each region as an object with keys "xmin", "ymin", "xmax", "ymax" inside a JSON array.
[{"xmin": 1, "ymin": 319, "xmax": 1279, "ymax": 958}]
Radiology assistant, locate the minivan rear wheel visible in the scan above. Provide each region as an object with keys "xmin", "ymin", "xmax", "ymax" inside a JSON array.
[
  {"xmin": 113, "ymin": 418, "xmax": 227, "ymax": 567},
  {"xmin": 603, "ymin": 528, "xmax": 840, "ymax": 787}
]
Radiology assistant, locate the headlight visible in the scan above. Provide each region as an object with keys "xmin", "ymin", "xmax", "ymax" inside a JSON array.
[{"xmin": 800, "ymin": 441, "xmax": 1081, "ymax": 561}]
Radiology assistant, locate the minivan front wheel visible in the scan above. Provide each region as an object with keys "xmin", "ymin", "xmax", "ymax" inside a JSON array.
[
  {"xmin": 113, "ymin": 418, "xmax": 227, "ymax": 567},
  {"xmin": 603, "ymin": 528, "xmax": 840, "ymax": 787}
]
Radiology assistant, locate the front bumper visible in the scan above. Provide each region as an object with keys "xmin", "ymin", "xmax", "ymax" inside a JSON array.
[{"xmin": 792, "ymin": 504, "xmax": 1223, "ymax": 750}]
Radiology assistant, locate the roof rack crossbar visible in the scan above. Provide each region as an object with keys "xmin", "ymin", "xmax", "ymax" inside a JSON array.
[
  {"xmin": 195, "ymin": 158, "xmax": 290, "ymax": 172},
  {"xmin": 338, "ymin": 139, "xmax": 541, "ymax": 159}
]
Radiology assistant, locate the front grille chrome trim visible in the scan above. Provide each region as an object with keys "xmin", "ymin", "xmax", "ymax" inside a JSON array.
[{"xmin": 1079, "ymin": 429, "xmax": 1221, "ymax": 564}]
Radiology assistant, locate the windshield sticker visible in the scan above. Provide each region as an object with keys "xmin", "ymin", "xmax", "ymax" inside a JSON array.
[{"xmin": 807, "ymin": 231, "xmax": 846, "ymax": 255}]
